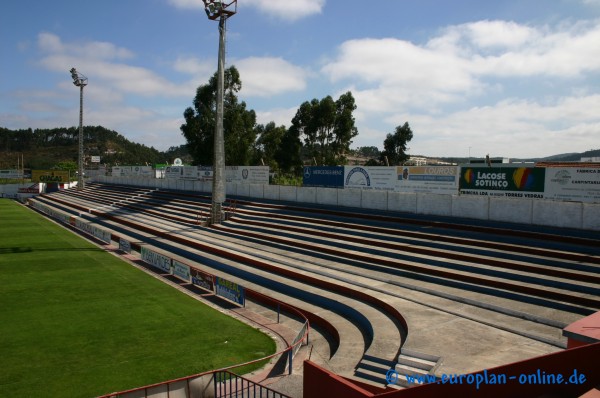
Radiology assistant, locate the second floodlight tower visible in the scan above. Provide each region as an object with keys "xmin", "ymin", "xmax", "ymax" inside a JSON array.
[
  {"xmin": 203, "ymin": 0, "xmax": 237, "ymax": 224},
  {"xmin": 70, "ymin": 68, "xmax": 88, "ymax": 191}
]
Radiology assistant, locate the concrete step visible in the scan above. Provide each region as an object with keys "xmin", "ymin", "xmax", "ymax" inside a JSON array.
[
  {"xmin": 353, "ymin": 367, "xmax": 388, "ymax": 386},
  {"xmin": 397, "ymin": 349, "xmax": 439, "ymax": 371}
]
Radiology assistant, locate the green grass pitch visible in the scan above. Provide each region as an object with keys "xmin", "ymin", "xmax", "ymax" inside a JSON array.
[{"xmin": 0, "ymin": 199, "xmax": 275, "ymax": 397}]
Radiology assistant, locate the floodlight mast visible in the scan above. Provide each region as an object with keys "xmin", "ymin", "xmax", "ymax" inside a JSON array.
[
  {"xmin": 202, "ymin": 0, "xmax": 237, "ymax": 224},
  {"xmin": 70, "ymin": 68, "xmax": 88, "ymax": 191}
]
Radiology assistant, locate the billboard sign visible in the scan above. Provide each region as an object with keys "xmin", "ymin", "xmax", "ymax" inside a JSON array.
[
  {"xmin": 112, "ymin": 166, "xmax": 133, "ymax": 177},
  {"xmin": 544, "ymin": 167, "xmax": 600, "ymax": 203},
  {"xmin": 197, "ymin": 166, "xmax": 213, "ymax": 181},
  {"xmin": 459, "ymin": 167, "xmax": 545, "ymax": 198},
  {"xmin": 173, "ymin": 260, "xmax": 191, "ymax": 282},
  {"xmin": 0, "ymin": 169, "xmax": 23, "ymax": 179},
  {"xmin": 74, "ymin": 218, "xmax": 112, "ymax": 244},
  {"xmin": 215, "ymin": 276, "xmax": 245, "ymax": 306},
  {"xmin": 140, "ymin": 247, "xmax": 171, "ymax": 273},
  {"xmin": 303, "ymin": 166, "xmax": 344, "ymax": 188},
  {"xmin": 32, "ymin": 170, "xmax": 70, "ymax": 183},
  {"xmin": 190, "ymin": 268, "xmax": 214, "ymax": 292},
  {"xmin": 226, "ymin": 166, "xmax": 269, "ymax": 184},
  {"xmin": 344, "ymin": 166, "xmax": 397, "ymax": 190},
  {"xmin": 131, "ymin": 166, "xmax": 153, "ymax": 177},
  {"xmin": 165, "ymin": 166, "xmax": 183, "ymax": 179},
  {"xmin": 397, "ymin": 166, "xmax": 459, "ymax": 194},
  {"xmin": 119, "ymin": 238, "xmax": 131, "ymax": 254},
  {"xmin": 91, "ymin": 156, "xmax": 101, "ymax": 163}
]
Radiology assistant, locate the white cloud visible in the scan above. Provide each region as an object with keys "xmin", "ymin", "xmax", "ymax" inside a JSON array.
[
  {"xmin": 173, "ymin": 57, "xmax": 213, "ymax": 76},
  {"xmin": 235, "ymin": 57, "xmax": 308, "ymax": 96},
  {"xmin": 243, "ymin": 0, "xmax": 325, "ymax": 21},
  {"xmin": 38, "ymin": 32, "xmax": 134, "ymax": 60},
  {"xmin": 453, "ymin": 20, "xmax": 538, "ymax": 49},
  {"xmin": 36, "ymin": 33, "xmax": 197, "ymax": 98},
  {"xmin": 255, "ymin": 107, "xmax": 297, "ymax": 127},
  {"xmin": 389, "ymin": 95, "xmax": 600, "ymax": 158},
  {"xmin": 166, "ymin": 0, "xmax": 202, "ymax": 10},
  {"xmin": 322, "ymin": 19, "xmax": 600, "ymax": 118},
  {"xmin": 469, "ymin": 21, "xmax": 600, "ymax": 77}
]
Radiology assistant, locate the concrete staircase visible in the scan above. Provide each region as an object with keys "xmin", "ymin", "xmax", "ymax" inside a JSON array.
[{"xmin": 393, "ymin": 348, "xmax": 440, "ymax": 388}]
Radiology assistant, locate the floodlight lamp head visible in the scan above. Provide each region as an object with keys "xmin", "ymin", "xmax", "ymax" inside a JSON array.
[
  {"xmin": 202, "ymin": 0, "xmax": 236, "ymax": 20},
  {"xmin": 70, "ymin": 68, "xmax": 79, "ymax": 83},
  {"xmin": 70, "ymin": 67, "xmax": 88, "ymax": 87}
]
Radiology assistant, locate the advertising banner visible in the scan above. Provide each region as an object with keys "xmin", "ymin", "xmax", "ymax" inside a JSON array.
[
  {"xmin": 173, "ymin": 260, "xmax": 191, "ymax": 282},
  {"xmin": 131, "ymin": 166, "xmax": 153, "ymax": 177},
  {"xmin": 0, "ymin": 169, "xmax": 23, "ymax": 179},
  {"xmin": 111, "ymin": 166, "xmax": 133, "ymax": 177},
  {"xmin": 303, "ymin": 166, "xmax": 344, "ymax": 188},
  {"xmin": 397, "ymin": 166, "xmax": 459, "ymax": 194},
  {"xmin": 181, "ymin": 166, "xmax": 198, "ymax": 179},
  {"xmin": 344, "ymin": 166, "xmax": 397, "ymax": 190},
  {"xmin": 544, "ymin": 167, "xmax": 600, "ymax": 203},
  {"xmin": 32, "ymin": 170, "xmax": 70, "ymax": 183},
  {"xmin": 459, "ymin": 167, "xmax": 545, "ymax": 198},
  {"xmin": 226, "ymin": 166, "xmax": 269, "ymax": 184},
  {"xmin": 140, "ymin": 247, "xmax": 172, "ymax": 273},
  {"xmin": 74, "ymin": 218, "xmax": 111, "ymax": 243},
  {"xmin": 18, "ymin": 186, "xmax": 39, "ymax": 194},
  {"xmin": 215, "ymin": 276, "xmax": 245, "ymax": 306},
  {"xmin": 198, "ymin": 166, "xmax": 213, "ymax": 181},
  {"xmin": 119, "ymin": 238, "xmax": 131, "ymax": 254},
  {"xmin": 32, "ymin": 201, "xmax": 72, "ymax": 224},
  {"xmin": 165, "ymin": 166, "xmax": 184, "ymax": 179},
  {"xmin": 190, "ymin": 268, "xmax": 214, "ymax": 292}
]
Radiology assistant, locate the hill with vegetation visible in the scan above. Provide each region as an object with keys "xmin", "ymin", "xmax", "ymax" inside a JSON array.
[{"xmin": 0, "ymin": 126, "xmax": 191, "ymax": 170}]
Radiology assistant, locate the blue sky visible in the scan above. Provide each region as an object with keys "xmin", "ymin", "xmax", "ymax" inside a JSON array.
[{"xmin": 1, "ymin": 0, "xmax": 599, "ymax": 159}]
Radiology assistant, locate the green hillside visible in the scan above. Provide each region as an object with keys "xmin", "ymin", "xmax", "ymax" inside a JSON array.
[{"xmin": 0, "ymin": 126, "xmax": 191, "ymax": 169}]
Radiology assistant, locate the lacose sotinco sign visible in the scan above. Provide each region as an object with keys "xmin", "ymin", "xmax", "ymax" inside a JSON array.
[{"xmin": 459, "ymin": 167, "xmax": 546, "ymax": 198}]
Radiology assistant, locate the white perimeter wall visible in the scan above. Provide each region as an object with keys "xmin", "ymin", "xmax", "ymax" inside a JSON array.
[{"xmin": 93, "ymin": 176, "xmax": 600, "ymax": 231}]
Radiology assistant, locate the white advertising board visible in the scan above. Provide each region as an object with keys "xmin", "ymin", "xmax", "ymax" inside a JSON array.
[
  {"xmin": 226, "ymin": 166, "xmax": 269, "ymax": 184},
  {"xmin": 544, "ymin": 167, "xmax": 600, "ymax": 203},
  {"xmin": 344, "ymin": 166, "xmax": 396, "ymax": 191},
  {"xmin": 75, "ymin": 218, "xmax": 111, "ymax": 243},
  {"xmin": 119, "ymin": 238, "xmax": 131, "ymax": 254},
  {"xmin": 140, "ymin": 247, "xmax": 172, "ymax": 273},
  {"xmin": 173, "ymin": 260, "xmax": 191, "ymax": 282},
  {"xmin": 131, "ymin": 166, "xmax": 154, "ymax": 177},
  {"xmin": 164, "ymin": 166, "xmax": 183, "ymax": 179},
  {"xmin": 397, "ymin": 166, "xmax": 459, "ymax": 194},
  {"xmin": 198, "ymin": 166, "xmax": 213, "ymax": 181},
  {"xmin": 0, "ymin": 169, "xmax": 23, "ymax": 179},
  {"xmin": 112, "ymin": 166, "xmax": 133, "ymax": 177}
]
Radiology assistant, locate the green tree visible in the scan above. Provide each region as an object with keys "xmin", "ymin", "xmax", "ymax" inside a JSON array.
[
  {"xmin": 254, "ymin": 122, "xmax": 286, "ymax": 170},
  {"xmin": 180, "ymin": 66, "xmax": 257, "ymax": 166},
  {"xmin": 53, "ymin": 160, "xmax": 77, "ymax": 171},
  {"xmin": 331, "ymin": 92, "xmax": 358, "ymax": 164},
  {"xmin": 380, "ymin": 122, "xmax": 413, "ymax": 165},
  {"xmin": 290, "ymin": 91, "xmax": 358, "ymax": 166},
  {"xmin": 275, "ymin": 125, "xmax": 303, "ymax": 175},
  {"xmin": 355, "ymin": 146, "xmax": 380, "ymax": 158}
]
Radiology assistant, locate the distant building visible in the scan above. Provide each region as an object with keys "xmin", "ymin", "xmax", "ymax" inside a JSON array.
[
  {"xmin": 403, "ymin": 156, "xmax": 428, "ymax": 166},
  {"xmin": 581, "ymin": 156, "xmax": 600, "ymax": 162}
]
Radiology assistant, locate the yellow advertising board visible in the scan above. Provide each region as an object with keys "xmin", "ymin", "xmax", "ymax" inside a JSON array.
[{"xmin": 32, "ymin": 170, "xmax": 70, "ymax": 183}]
